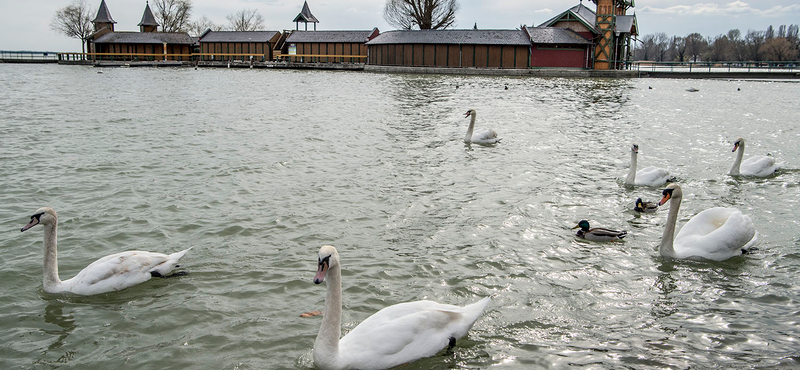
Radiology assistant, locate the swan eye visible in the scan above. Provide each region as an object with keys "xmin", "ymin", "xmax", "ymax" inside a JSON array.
[
  {"xmin": 31, "ymin": 213, "xmax": 43, "ymax": 222},
  {"xmin": 662, "ymin": 188, "xmax": 673, "ymax": 197},
  {"xmin": 318, "ymin": 255, "xmax": 330, "ymax": 267}
]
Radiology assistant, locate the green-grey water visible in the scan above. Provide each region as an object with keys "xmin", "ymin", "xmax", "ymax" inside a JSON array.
[{"xmin": 1, "ymin": 64, "xmax": 799, "ymax": 369}]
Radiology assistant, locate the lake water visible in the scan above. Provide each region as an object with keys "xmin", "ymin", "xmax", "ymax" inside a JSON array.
[{"xmin": 0, "ymin": 64, "xmax": 799, "ymax": 369}]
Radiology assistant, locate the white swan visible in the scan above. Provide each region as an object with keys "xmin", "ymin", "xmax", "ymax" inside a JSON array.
[
  {"xmin": 625, "ymin": 144, "xmax": 673, "ymax": 186},
  {"xmin": 729, "ymin": 137, "xmax": 778, "ymax": 177},
  {"xmin": 20, "ymin": 207, "xmax": 191, "ymax": 295},
  {"xmin": 464, "ymin": 109, "xmax": 501, "ymax": 144},
  {"xmin": 658, "ymin": 184, "xmax": 757, "ymax": 261},
  {"xmin": 312, "ymin": 245, "xmax": 490, "ymax": 370}
]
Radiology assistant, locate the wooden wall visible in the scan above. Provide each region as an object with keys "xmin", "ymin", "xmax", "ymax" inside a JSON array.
[
  {"xmin": 530, "ymin": 45, "xmax": 590, "ymax": 68},
  {"xmin": 95, "ymin": 43, "xmax": 193, "ymax": 61},
  {"xmin": 368, "ymin": 44, "xmax": 529, "ymax": 69},
  {"xmin": 288, "ymin": 42, "xmax": 367, "ymax": 62},
  {"xmin": 199, "ymin": 42, "xmax": 271, "ymax": 60}
]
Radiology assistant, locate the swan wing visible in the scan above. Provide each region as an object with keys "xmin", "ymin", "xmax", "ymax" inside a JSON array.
[
  {"xmin": 338, "ymin": 298, "xmax": 489, "ymax": 369},
  {"xmin": 61, "ymin": 249, "xmax": 189, "ymax": 295},
  {"xmin": 471, "ymin": 129, "xmax": 500, "ymax": 144},
  {"xmin": 740, "ymin": 155, "xmax": 778, "ymax": 177},
  {"xmin": 674, "ymin": 207, "xmax": 756, "ymax": 261},
  {"xmin": 634, "ymin": 166, "xmax": 671, "ymax": 186}
]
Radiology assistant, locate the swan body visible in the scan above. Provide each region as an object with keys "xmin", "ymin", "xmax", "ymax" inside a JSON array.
[
  {"xmin": 20, "ymin": 207, "xmax": 191, "ymax": 295},
  {"xmin": 634, "ymin": 198, "xmax": 658, "ymax": 213},
  {"xmin": 313, "ymin": 245, "xmax": 490, "ymax": 370},
  {"xmin": 729, "ymin": 137, "xmax": 778, "ymax": 177},
  {"xmin": 658, "ymin": 184, "xmax": 757, "ymax": 261},
  {"xmin": 626, "ymin": 144, "xmax": 673, "ymax": 186},
  {"xmin": 572, "ymin": 220, "xmax": 627, "ymax": 242},
  {"xmin": 464, "ymin": 109, "xmax": 501, "ymax": 144}
]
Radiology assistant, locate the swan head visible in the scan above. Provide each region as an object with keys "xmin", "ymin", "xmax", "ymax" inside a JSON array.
[
  {"xmin": 658, "ymin": 184, "xmax": 682, "ymax": 206},
  {"xmin": 732, "ymin": 137, "xmax": 745, "ymax": 152},
  {"xmin": 21, "ymin": 207, "xmax": 57, "ymax": 232},
  {"xmin": 314, "ymin": 245, "xmax": 339, "ymax": 284},
  {"xmin": 631, "ymin": 144, "xmax": 639, "ymax": 154},
  {"xmin": 464, "ymin": 109, "xmax": 476, "ymax": 118},
  {"xmin": 572, "ymin": 220, "xmax": 591, "ymax": 231}
]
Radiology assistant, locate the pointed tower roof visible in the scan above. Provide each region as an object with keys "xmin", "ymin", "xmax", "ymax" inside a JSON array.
[
  {"xmin": 92, "ymin": 0, "xmax": 116, "ymax": 24},
  {"xmin": 138, "ymin": 2, "xmax": 159, "ymax": 27},
  {"xmin": 293, "ymin": 1, "xmax": 319, "ymax": 23}
]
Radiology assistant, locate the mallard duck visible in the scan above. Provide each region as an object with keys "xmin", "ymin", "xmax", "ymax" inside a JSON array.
[
  {"xmin": 572, "ymin": 220, "xmax": 627, "ymax": 242},
  {"xmin": 634, "ymin": 198, "xmax": 658, "ymax": 213}
]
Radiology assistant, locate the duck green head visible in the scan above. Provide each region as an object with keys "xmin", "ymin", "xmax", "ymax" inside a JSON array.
[{"xmin": 573, "ymin": 220, "xmax": 591, "ymax": 231}]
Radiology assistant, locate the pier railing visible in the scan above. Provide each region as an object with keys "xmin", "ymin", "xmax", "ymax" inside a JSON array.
[
  {"xmin": 50, "ymin": 52, "xmax": 365, "ymax": 63},
  {"xmin": 276, "ymin": 54, "xmax": 367, "ymax": 63},
  {"xmin": 631, "ymin": 61, "xmax": 800, "ymax": 73},
  {"xmin": 0, "ymin": 50, "xmax": 59, "ymax": 62}
]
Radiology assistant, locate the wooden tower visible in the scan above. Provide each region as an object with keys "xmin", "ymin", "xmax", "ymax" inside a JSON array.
[
  {"xmin": 138, "ymin": 1, "xmax": 159, "ymax": 33},
  {"xmin": 92, "ymin": 0, "xmax": 116, "ymax": 35},
  {"xmin": 293, "ymin": 1, "xmax": 319, "ymax": 31},
  {"xmin": 591, "ymin": 0, "xmax": 634, "ymax": 70}
]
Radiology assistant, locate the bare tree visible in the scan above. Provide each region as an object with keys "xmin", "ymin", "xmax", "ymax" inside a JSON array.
[
  {"xmin": 189, "ymin": 15, "xmax": 223, "ymax": 36},
  {"xmin": 654, "ymin": 32, "xmax": 669, "ymax": 61},
  {"xmin": 383, "ymin": 0, "xmax": 459, "ymax": 30},
  {"xmin": 671, "ymin": 36, "xmax": 687, "ymax": 62},
  {"xmin": 725, "ymin": 29, "xmax": 745, "ymax": 60},
  {"xmin": 766, "ymin": 25, "xmax": 775, "ymax": 39},
  {"xmin": 153, "ymin": 0, "xmax": 193, "ymax": 32},
  {"xmin": 684, "ymin": 33, "xmax": 707, "ymax": 62},
  {"xmin": 226, "ymin": 8, "xmax": 266, "ymax": 31},
  {"xmin": 707, "ymin": 35, "xmax": 730, "ymax": 62},
  {"xmin": 760, "ymin": 38, "xmax": 798, "ymax": 61},
  {"xmin": 50, "ymin": 0, "xmax": 94, "ymax": 54},
  {"xmin": 636, "ymin": 34, "xmax": 656, "ymax": 60},
  {"xmin": 744, "ymin": 30, "xmax": 766, "ymax": 61}
]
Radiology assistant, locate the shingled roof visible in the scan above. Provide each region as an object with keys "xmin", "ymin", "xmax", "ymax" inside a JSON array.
[
  {"xmin": 286, "ymin": 30, "xmax": 377, "ymax": 43},
  {"xmin": 539, "ymin": 3, "xmax": 598, "ymax": 33},
  {"xmin": 92, "ymin": 0, "xmax": 116, "ymax": 24},
  {"xmin": 615, "ymin": 15, "xmax": 638, "ymax": 35},
  {"xmin": 366, "ymin": 29, "xmax": 530, "ymax": 46},
  {"xmin": 526, "ymin": 27, "xmax": 592, "ymax": 45},
  {"xmin": 199, "ymin": 31, "xmax": 281, "ymax": 43},
  {"xmin": 293, "ymin": 1, "xmax": 319, "ymax": 23},
  {"xmin": 93, "ymin": 32, "xmax": 195, "ymax": 45},
  {"xmin": 138, "ymin": 2, "xmax": 158, "ymax": 27}
]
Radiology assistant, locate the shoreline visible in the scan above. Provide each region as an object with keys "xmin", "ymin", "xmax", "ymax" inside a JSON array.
[{"xmin": 3, "ymin": 58, "xmax": 798, "ymax": 79}]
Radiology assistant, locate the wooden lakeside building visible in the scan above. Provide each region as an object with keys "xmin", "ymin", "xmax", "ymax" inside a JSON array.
[
  {"xmin": 197, "ymin": 31, "xmax": 282, "ymax": 62},
  {"xmin": 366, "ymin": 29, "xmax": 530, "ymax": 69},
  {"xmin": 282, "ymin": 29, "xmax": 379, "ymax": 63},
  {"xmin": 87, "ymin": 0, "xmax": 194, "ymax": 62},
  {"xmin": 538, "ymin": 1, "xmax": 638, "ymax": 69},
  {"xmin": 72, "ymin": 0, "xmax": 637, "ymax": 71}
]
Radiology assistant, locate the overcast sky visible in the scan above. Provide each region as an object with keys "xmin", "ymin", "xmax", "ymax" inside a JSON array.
[{"xmin": 1, "ymin": 0, "xmax": 799, "ymax": 52}]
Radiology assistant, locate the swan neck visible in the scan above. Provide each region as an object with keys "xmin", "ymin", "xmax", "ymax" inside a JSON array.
[
  {"xmin": 659, "ymin": 193, "xmax": 681, "ymax": 258},
  {"xmin": 314, "ymin": 262, "xmax": 342, "ymax": 365},
  {"xmin": 730, "ymin": 143, "xmax": 744, "ymax": 175},
  {"xmin": 626, "ymin": 150, "xmax": 638, "ymax": 184},
  {"xmin": 41, "ymin": 222, "xmax": 62, "ymax": 291},
  {"xmin": 464, "ymin": 113, "xmax": 476, "ymax": 143}
]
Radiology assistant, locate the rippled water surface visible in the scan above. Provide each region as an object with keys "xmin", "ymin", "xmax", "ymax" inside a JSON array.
[{"xmin": 1, "ymin": 64, "xmax": 799, "ymax": 369}]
